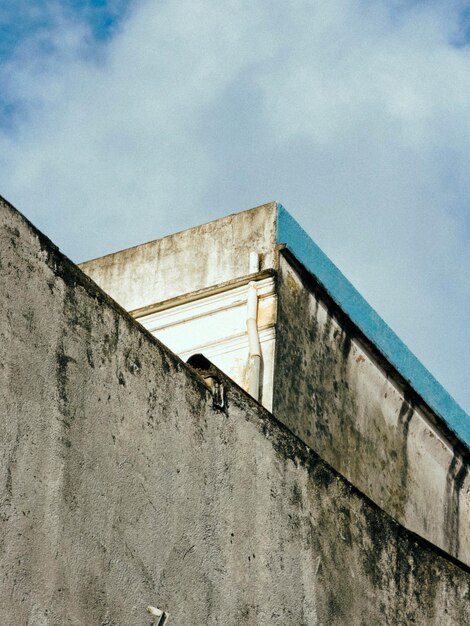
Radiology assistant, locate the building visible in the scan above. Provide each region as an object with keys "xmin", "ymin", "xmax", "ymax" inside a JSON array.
[
  {"xmin": 1, "ymin": 196, "xmax": 470, "ymax": 624},
  {"xmin": 81, "ymin": 201, "xmax": 470, "ymax": 566}
]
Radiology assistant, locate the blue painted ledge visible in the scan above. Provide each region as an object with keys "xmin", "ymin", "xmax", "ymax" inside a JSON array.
[{"xmin": 276, "ymin": 203, "xmax": 470, "ymax": 450}]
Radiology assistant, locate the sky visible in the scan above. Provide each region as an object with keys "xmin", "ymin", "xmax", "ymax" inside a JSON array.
[{"xmin": 1, "ymin": 0, "xmax": 469, "ymax": 414}]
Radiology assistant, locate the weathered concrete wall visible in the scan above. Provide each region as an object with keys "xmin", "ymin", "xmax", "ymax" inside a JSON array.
[
  {"xmin": 78, "ymin": 202, "xmax": 470, "ymax": 571},
  {"xmin": 273, "ymin": 252, "xmax": 470, "ymax": 567},
  {"xmin": 79, "ymin": 202, "xmax": 278, "ymax": 312},
  {"xmin": 1, "ymin": 196, "xmax": 470, "ymax": 625}
]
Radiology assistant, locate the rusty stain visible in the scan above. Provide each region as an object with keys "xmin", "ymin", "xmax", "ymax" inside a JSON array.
[{"xmin": 355, "ymin": 355, "xmax": 365, "ymax": 364}]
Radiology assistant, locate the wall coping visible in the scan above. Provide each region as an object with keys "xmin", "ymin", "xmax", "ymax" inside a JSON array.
[{"xmin": 276, "ymin": 203, "xmax": 470, "ymax": 450}]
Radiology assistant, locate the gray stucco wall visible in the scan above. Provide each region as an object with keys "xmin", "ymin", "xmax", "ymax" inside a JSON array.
[
  {"xmin": 1, "ymin": 195, "xmax": 470, "ymax": 625},
  {"xmin": 79, "ymin": 202, "xmax": 278, "ymax": 312},
  {"xmin": 273, "ymin": 253, "xmax": 470, "ymax": 567}
]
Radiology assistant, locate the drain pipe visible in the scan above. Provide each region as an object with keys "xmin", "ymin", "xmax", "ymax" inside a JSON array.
[{"xmin": 247, "ymin": 253, "xmax": 261, "ymax": 401}]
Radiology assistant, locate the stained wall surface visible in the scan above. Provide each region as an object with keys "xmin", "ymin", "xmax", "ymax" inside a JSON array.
[
  {"xmin": 273, "ymin": 253, "xmax": 470, "ymax": 567},
  {"xmin": 1, "ymin": 196, "xmax": 470, "ymax": 625},
  {"xmin": 80, "ymin": 202, "xmax": 470, "ymax": 570}
]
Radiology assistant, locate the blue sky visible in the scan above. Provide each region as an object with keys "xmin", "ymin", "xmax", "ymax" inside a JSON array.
[
  {"xmin": 1, "ymin": 0, "xmax": 470, "ymax": 414},
  {"xmin": 0, "ymin": 1, "xmax": 127, "ymax": 52}
]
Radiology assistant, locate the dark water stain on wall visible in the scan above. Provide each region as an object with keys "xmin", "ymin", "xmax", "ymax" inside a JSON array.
[
  {"xmin": 394, "ymin": 400, "xmax": 414, "ymax": 520},
  {"xmin": 274, "ymin": 259, "xmax": 401, "ymax": 500},
  {"xmin": 56, "ymin": 340, "xmax": 77, "ymax": 423},
  {"xmin": 444, "ymin": 453, "xmax": 468, "ymax": 557},
  {"xmin": 273, "ymin": 255, "xmax": 456, "ymax": 551}
]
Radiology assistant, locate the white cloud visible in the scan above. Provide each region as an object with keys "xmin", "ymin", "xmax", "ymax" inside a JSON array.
[{"xmin": 1, "ymin": 0, "xmax": 470, "ymax": 412}]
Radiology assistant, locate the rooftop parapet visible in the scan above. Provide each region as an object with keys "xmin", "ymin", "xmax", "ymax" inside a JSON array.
[
  {"xmin": 3, "ymin": 193, "xmax": 470, "ymax": 624},
  {"xmin": 80, "ymin": 201, "xmax": 470, "ymax": 566}
]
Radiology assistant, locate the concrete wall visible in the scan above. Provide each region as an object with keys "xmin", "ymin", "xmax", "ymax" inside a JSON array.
[
  {"xmin": 2, "ymin": 202, "xmax": 470, "ymax": 625},
  {"xmin": 273, "ymin": 252, "xmax": 470, "ymax": 568},
  {"xmin": 79, "ymin": 202, "xmax": 278, "ymax": 312},
  {"xmin": 79, "ymin": 202, "xmax": 470, "ymax": 571}
]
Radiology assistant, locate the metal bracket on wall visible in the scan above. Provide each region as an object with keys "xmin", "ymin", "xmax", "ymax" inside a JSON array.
[
  {"xmin": 186, "ymin": 353, "xmax": 226, "ymax": 410},
  {"xmin": 204, "ymin": 375, "xmax": 225, "ymax": 410},
  {"xmin": 147, "ymin": 605, "xmax": 169, "ymax": 625}
]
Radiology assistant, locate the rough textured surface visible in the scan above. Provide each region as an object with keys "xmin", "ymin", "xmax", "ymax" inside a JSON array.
[
  {"xmin": 80, "ymin": 202, "xmax": 470, "ymax": 568},
  {"xmin": 80, "ymin": 202, "xmax": 278, "ymax": 312},
  {"xmin": 1, "ymin": 196, "xmax": 470, "ymax": 625},
  {"xmin": 273, "ymin": 253, "xmax": 470, "ymax": 567}
]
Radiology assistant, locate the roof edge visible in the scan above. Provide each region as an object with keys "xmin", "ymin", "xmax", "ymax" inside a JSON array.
[
  {"xmin": 79, "ymin": 201, "xmax": 278, "ymax": 267},
  {"xmin": 276, "ymin": 203, "xmax": 470, "ymax": 450}
]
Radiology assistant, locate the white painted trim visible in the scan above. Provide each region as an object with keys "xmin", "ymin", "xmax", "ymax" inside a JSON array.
[
  {"xmin": 135, "ymin": 277, "xmax": 275, "ymax": 332},
  {"xmin": 178, "ymin": 327, "xmax": 275, "ymax": 360}
]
